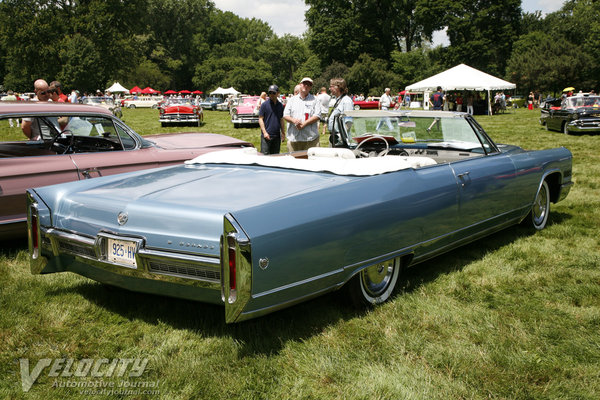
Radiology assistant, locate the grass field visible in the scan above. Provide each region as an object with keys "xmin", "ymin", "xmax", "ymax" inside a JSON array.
[{"xmin": 1, "ymin": 107, "xmax": 599, "ymax": 399}]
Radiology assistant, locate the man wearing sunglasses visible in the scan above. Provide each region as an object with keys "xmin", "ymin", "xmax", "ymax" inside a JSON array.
[
  {"xmin": 258, "ymin": 85, "xmax": 286, "ymax": 155},
  {"xmin": 21, "ymin": 79, "xmax": 51, "ymax": 139}
]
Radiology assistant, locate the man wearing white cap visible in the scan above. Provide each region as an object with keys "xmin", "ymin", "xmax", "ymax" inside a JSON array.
[{"xmin": 283, "ymin": 77, "xmax": 325, "ymax": 151}]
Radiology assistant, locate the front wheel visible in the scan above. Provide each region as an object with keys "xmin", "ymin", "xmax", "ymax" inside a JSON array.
[
  {"xmin": 563, "ymin": 122, "xmax": 570, "ymax": 135},
  {"xmin": 523, "ymin": 180, "xmax": 550, "ymax": 230},
  {"xmin": 353, "ymin": 104, "xmax": 361, "ymax": 110},
  {"xmin": 346, "ymin": 257, "xmax": 401, "ymax": 308}
]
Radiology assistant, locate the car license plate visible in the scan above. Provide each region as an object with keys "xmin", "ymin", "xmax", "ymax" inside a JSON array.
[{"xmin": 107, "ymin": 238, "xmax": 137, "ymax": 268}]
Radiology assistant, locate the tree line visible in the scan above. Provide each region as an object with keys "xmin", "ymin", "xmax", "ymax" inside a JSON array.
[{"xmin": 0, "ymin": 0, "xmax": 597, "ymax": 97}]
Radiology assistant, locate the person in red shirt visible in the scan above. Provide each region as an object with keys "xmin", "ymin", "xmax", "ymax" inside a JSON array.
[{"xmin": 49, "ymin": 80, "xmax": 68, "ymax": 102}]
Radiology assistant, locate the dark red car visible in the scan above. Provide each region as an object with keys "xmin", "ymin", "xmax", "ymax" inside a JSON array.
[
  {"xmin": 353, "ymin": 97, "xmax": 397, "ymax": 110},
  {"xmin": 0, "ymin": 102, "xmax": 251, "ymax": 238}
]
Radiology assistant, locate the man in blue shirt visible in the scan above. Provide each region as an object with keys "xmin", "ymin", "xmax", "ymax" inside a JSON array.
[
  {"xmin": 258, "ymin": 85, "xmax": 286, "ymax": 155},
  {"xmin": 430, "ymin": 86, "xmax": 444, "ymax": 110}
]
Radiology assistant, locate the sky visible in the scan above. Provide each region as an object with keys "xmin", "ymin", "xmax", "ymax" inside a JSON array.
[{"xmin": 213, "ymin": 0, "xmax": 566, "ymax": 39}]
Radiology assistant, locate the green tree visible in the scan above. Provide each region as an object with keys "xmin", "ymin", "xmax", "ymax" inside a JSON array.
[
  {"xmin": 314, "ymin": 61, "xmax": 350, "ymax": 93},
  {"xmin": 347, "ymin": 53, "xmax": 396, "ymax": 96},
  {"xmin": 505, "ymin": 31, "xmax": 591, "ymax": 95},
  {"xmin": 144, "ymin": 0, "xmax": 214, "ymax": 90},
  {"xmin": 390, "ymin": 48, "xmax": 444, "ymax": 88},
  {"xmin": 258, "ymin": 34, "xmax": 310, "ymax": 91},
  {"xmin": 57, "ymin": 34, "xmax": 103, "ymax": 92},
  {"xmin": 443, "ymin": 0, "xmax": 521, "ymax": 76},
  {"xmin": 0, "ymin": 0, "xmax": 65, "ymax": 91},
  {"xmin": 193, "ymin": 56, "xmax": 273, "ymax": 94},
  {"xmin": 305, "ymin": 0, "xmax": 446, "ymax": 67}
]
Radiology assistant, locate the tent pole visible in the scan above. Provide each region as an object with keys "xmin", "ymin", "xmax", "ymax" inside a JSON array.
[{"xmin": 488, "ymin": 90, "xmax": 492, "ymax": 115}]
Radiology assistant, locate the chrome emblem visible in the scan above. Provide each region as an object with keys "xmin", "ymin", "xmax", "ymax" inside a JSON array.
[
  {"xmin": 117, "ymin": 212, "xmax": 128, "ymax": 226},
  {"xmin": 259, "ymin": 258, "xmax": 269, "ymax": 270}
]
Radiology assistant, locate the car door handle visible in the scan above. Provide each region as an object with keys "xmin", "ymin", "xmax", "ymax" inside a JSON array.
[
  {"xmin": 82, "ymin": 168, "xmax": 102, "ymax": 179},
  {"xmin": 457, "ymin": 171, "xmax": 470, "ymax": 187}
]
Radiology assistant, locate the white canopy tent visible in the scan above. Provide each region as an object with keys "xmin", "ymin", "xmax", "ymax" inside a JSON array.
[
  {"xmin": 405, "ymin": 64, "xmax": 516, "ymax": 114},
  {"xmin": 105, "ymin": 82, "xmax": 129, "ymax": 93},
  {"xmin": 210, "ymin": 87, "xmax": 240, "ymax": 96}
]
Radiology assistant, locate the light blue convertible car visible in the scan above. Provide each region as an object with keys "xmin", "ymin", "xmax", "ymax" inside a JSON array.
[{"xmin": 27, "ymin": 110, "xmax": 573, "ymax": 323}]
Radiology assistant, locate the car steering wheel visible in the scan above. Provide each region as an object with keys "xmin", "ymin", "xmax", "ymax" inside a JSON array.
[
  {"xmin": 354, "ymin": 134, "xmax": 390, "ymax": 157},
  {"xmin": 49, "ymin": 129, "xmax": 75, "ymax": 154}
]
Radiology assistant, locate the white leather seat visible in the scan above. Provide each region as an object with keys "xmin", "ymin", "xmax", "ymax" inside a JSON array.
[{"xmin": 307, "ymin": 147, "xmax": 355, "ymax": 159}]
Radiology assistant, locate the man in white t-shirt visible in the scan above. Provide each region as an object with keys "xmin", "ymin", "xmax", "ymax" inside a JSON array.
[
  {"xmin": 283, "ymin": 77, "xmax": 325, "ymax": 151},
  {"xmin": 376, "ymin": 87, "xmax": 394, "ymax": 131},
  {"xmin": 316, "ymin": 87, "xmax": 331, "ymax": 135}
]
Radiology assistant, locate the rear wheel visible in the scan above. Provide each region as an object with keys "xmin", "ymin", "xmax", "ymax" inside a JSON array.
[
  {"xmin": 346, "ymin": 257, "xmax": 401, "ymax": 307},
  {"xmin": 354, "ymin": 104, "xmax": 361, "ymax": 110},
  {"xmin": 128, "ymin": 104, "xmax": 136, "ymax": 109},
  {"xmin": 523, "ymin": 180, "xmax": 550, "ymax": 230}
]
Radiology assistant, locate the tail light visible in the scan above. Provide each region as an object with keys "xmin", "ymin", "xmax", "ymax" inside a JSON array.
[
  {"xmin": 28, "ymin": 202, "xmax": 40, "ymax": 259},
  {"xmin": 227, "ymin": 235, "xmax": 237, "ymax": 292},
  {"xmin": 221, "ymin": 214, "xmax": 252, "ymax": 322}
]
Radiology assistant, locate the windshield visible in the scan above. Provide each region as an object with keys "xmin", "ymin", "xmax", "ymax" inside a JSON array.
[
  {"xmin": 166, "ymin": 98, "xmax": 193, "ymax": 105},
  {"xmin": 339, "ymin": 110, "xmax": 496, "ymax": 153},
  {"xmin": 241, "ymin": 97, "xmax": 259, "ymax": 105},
  {"xmin": 563, "ymin": 96, "xmax": 600, "ymax": 109}
]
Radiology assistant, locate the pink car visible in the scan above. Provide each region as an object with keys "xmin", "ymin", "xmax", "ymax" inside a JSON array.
[
  {"xmin": 0, "ymin": 102, "xmax": 252, "ymax": 239},
  {"xmin": 230, "ymin": 96, "xmax": 261, "ymax": 128}
]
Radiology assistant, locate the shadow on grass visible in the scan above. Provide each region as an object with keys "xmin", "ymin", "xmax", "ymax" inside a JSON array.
[
  {"xmin": 400, "ymin": 210, "xmax": 571, "ymax": 293},
  {"xmin": 0, "ymin": 237, "xmax": 28, "ymax": 257},
  {"xmin": 41, "ymin": 211, "xmax": 571, "ymax": 357}
]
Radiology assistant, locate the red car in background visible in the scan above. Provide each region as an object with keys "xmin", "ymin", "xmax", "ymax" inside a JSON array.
[
  {"xmin": 159, "ymin": 98, "xmax": 203, "ymax": 127},
  {"xmin": 353, "ymin": 97, "xmax": 397, "ymax": 110},
  {"xmin": 0, "ymin": 102, "xmax": 251, "ymax": 239}
]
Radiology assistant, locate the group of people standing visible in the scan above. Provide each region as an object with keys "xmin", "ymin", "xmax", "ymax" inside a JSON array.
[
  {"xmin": 429, "ymin": 86, "xmax": 475, "ymax": 114},
  {"xmin": 257, "ymin": 77, "xmax": 354, "ymax": 155}
]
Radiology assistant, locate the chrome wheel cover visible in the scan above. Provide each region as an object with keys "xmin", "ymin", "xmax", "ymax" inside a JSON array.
[
  {"xmin": 360, "ymin": 260, "xmax": 395, "ymax": 298},
  {"xmin": 532, "ymin": 182, "xmax": 549, "ymax": 228}
]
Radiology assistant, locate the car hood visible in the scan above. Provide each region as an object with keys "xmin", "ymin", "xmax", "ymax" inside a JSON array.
[
  {"xmin": 163, "ymin": 104, "xmax": 195, "ymax": 113},
  {"xmin": 234, "ymin": 105, "xmax": 258, "ymax": 113},
  {"xmin": 38, "ymin": 164, "xmax": 354, "ymax": 255},
  {"xmin": 144, "ymin": 133, "xmax": 249, "ymax": 150}
]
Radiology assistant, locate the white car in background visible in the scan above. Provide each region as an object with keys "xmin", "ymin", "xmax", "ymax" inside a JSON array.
[
  {"xmin": 123, "ymin": 96, "xmax": 164, "ymax": 109},
  {"xmin": 82, "ymin": 96, "xmax": 122, "ymax": 118}
]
